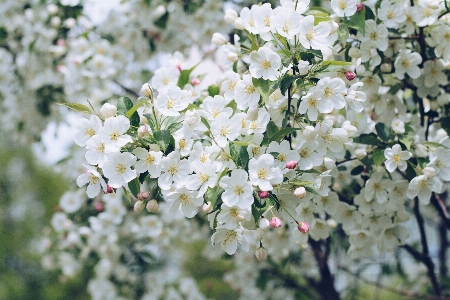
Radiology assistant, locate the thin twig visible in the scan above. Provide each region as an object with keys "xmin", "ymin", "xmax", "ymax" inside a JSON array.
[{"xmin": 114, "ymin": 80, "xmax": 139, "ymax": 98}]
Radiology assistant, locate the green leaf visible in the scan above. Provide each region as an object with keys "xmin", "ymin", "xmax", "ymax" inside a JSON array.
[
  {"xmin": 206, "ymin": 186, "xmax": 222, "ymax": 208},
  {"xmin": 128, "ymin": 177, "xmax": 140, "ymax": 197},
  {"xmin": 289, "ymin": 180, "xmax": 314, "ymax": 186},
  {"xmin": 375, "ymin": 123, "xmax": 392, "ymax": 142},
  {"xmin": 233, "ymin": 135, "xmax": 255, "ymax": 147},
  {"xmin": 126, "ymin": 97, "xmax": 147, "ymax": 118},
  {"xmin": 117, "ymin": 96, "xmax": 133, "ymax": 115},
  {"xmin": 252, "ymin": 197, "xmax": 270, "ymax": 222},
  {"xmin": 441, "ymin": 116, "xmax": 450, "ymax": 136},
  {"xmin": 266, "ymin": 121, "xmax": 279, "ymax": 140},
  {"xmin": 343, "ymin": 9, "xmax": 366, "ymax": 35},
  {"xmin": 365, "ymin": 5, "xmax": 376, "ymax": 20},
  {"xmin": 153, "ymin": 130, "xmax": 172, "ymax": 152},
  {"xmin": 373, "ymin": 148, "xmax": 386, "ymax": 167},
  {"xmin": 304, "ymin": 186, "xmax": 319, "ymax": 195},
  {"xmin": 252, "ymin": 78, "xmax": 270, "ymax": 103},
  {"xmin": 399, "ymin": 135, "xmax": 414, "ymax": 150},
  {"xmin": 269, "ymin": 128, "xmax": 301, "ymax": 143},
  {"xmin": 337, "ymin": 24, "xmax": 349, "ymax": 47},
  {"xmin": 154, "ymin": 11, "xmax": 169, "ymax": 29},
  {"xmin": 353, "ymin": 133, "xmax": 384, "ymax": 146},
  {"xmin": 350, "ymin": 165, "xmax": 364, "ymax": 176},
  {"xmin": 236, "ymin": 146, "xmax": 249, "ymax": 168},
  {"xmin": 207, "ymin": 85, "xmax": 220, "ymax": 97},
  {"xmin": 423, "ymin": 141, "xmax": 445, "ymax": 148},
  {"xmin": 200, "ymin": 116, "xmax": 210, "ymax": 130},
  {"xmin": 56, "ymin": 103, "xmax": 91, "ymax": 114},
  {"xmin": 280, "ymin": 74, "xmax": 297, "ymax": 96}
]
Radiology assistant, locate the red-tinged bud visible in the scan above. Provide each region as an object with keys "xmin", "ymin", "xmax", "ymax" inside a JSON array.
[
  {"xmin": 94, "ymin": 202, "xmax": 104, "ymax": 212},
  {"xmin": 286, "ymin": 160, "xmax": 298, "ymax": 170},
  {"xmin": 106, "ymin": 185, "xmax": 114, "ymax": 194},
  {"xmin": 356, "ymin": 4, "xmax": 364, "ymax": 12},
  {"xmin": 258, "ymin": 191, "xmax": 269, "ymax": 199},
  {"xmin": 191, "ymin": 77, "xmax": 201, "ymax": 86},
  {"xmin": 137, "ymin": 191, "xmax": 150, "ymax": 200},
  {"xmin": 176, "ymin": 64, "xmax": 182, "ymax": 72},
  {"xmin": 345, "ymin": 71, "xmax": 356, "ymax": 81},
  {"xmin": 269, "ymin": 216, "xmax": 282, "ymax": 228},
  {"xmin": 297, "ymin": 221, "xmax": 310, "ymax": 233},
  {"xmin": 294, "ymin": 187, "xmax": 307, "ymax": 199}
]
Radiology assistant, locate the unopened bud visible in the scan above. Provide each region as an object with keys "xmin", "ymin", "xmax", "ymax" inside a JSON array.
[
  {"xmin": 380, "ymin": 63, "xmax": 392, "ymax": 73},
  {"xmin": 137, "ymin": 192, "xmax": 150, "ymax": 200},
  {"xmin": 286, "ymin": 161, "xmax": 298, "ymax": 170},
  {"xmin": 259, "ymin": 217, "xmax": 270, "ymax": 230},
  {"xmin": 212, "ymin": 33, "xmax": 227, "ymax": 46},
  {"xmin": 258, "ymin": 191, "xmax": 269, "ymax": 199},
  {"xmin": 141, "ymin": 83, "xmax": 153, "ymax": 98},
  {"xmin": 294, "ymin": 187, "xmax": 307, "ymax": 199},
  {"xmin": 423, "ymin": 167, "xmax": 436, "ymax": 178},
  {"xmin": 327, "ymin": 219, "xmax": 338, "ymax": 228},
  {"xmin": 269, "ymin": 216, "xmax": 282, "ymax": 228},
  {"xmin": 191, "ymin": 77, "xmax": 201, "ymax": 86},
  {"xmin": 255, "ymin": 247, "xmax": 267, "ymax": 262},
  {"xmin": 138, "ymin": 125, "xmax": 150, "ymax": 137},
  {"xmin": 64, "ymin": 18, "xmax": 76, "ymax": 29},
  {"xmin": 224, "ymin": 9, "xmax": 238, "ymax": 24},
  {"xmin": 356, "ymin": 3, "xmax": 364, "ymax": 12},
  {"xmin": 140, "ymin": 116, "xmax": 148, "ymax": 125},
  {"xmin": 355, "ymin": 148, "xmax": 367, "ymax": 160},
  {"xmin": 51, "ymin": 16, "xmax": 61, "ymax": 27},
  {"xmin": 134, "ymin": 200, "xmax": 145, "ymax": 212},
  {"xmin": 202, "ymin": 201, "xmax": 213, "ymax": 213},
  {"xmin": 234, "ymin": 17, "xmax": 245, "ymax": 30},
  {"xmin": 298, "ymin": 60, "xmax": 310, "ymax": 75},
  {"xmin": 348, "ymin": 47, "xmax": 362, "ymax": 58},
  {"xmin": 227, "ymin": 52, "xmax": 238, "ymax": 62},
  {"xmin": 106, "ymin": 185, "xmax": 114, "ymax": 194},
  {"xmin": 297, "ymin": 221, "xmax": 310, "ymax": 233},
  {"xmin": 146, "ymin": 200, "xmax": 158, "ymax": 213},
  {"xmin": 94, "ymin": 202, "xmax": 104, "ymax": 212},
  {"xmin": 100, "ymin": 103, "xmax": 117, "ymax": 118},
  {"xmin": 47, "ymin": 4, "xmax": 58, "ymax": 14},
  {"xmin": 345, "ymin": 71, "xmax": 356, "ymax": 81}
]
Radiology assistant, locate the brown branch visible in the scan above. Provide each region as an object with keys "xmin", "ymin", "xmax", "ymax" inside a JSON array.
[
  {"xmin": 439, "ymin": 221, "xmax": 448, "ymax": 277},
  {"xmin": 309, "ymin": 238, "xmax": 340, "ymax": 300},
  {"xmin": 431, "ymin": 192, "xmax": 450, "ymax": 231},
  {"xmin": 389, "ymin": 36, "xmax": 419, "ymax": 40},
  {"xmin": 113, "ymin": 80, "xmax": 140, "ymax": 98}
]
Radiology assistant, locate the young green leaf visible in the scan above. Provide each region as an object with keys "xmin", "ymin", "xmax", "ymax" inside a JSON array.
[{"xmin": 57, "ymin": 103, "xmax": 91, "ymax": 114}]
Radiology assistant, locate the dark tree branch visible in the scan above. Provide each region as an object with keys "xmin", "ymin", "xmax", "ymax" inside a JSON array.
[
  {"xmin": 309, "ymin": 238, "xmax": 340, "ymax": 300},
  {"xmin": 114, "ymin": 80, "xmax": 140, "ymax": 98},
  {"xmin": 431, "ymin": 192, "xmax": 450, "ymax": 231}
]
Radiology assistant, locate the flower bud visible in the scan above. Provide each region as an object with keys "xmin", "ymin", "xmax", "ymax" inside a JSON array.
[
  {"xmin": 191, "ymin": 77, "xmax": 201, "ymax": 86},
  {"xmin": 327, "ymin": 219, "xmax": 338, "ymax": 228},
  {"xmin": 64, "ymin": 18, "xmax": 76, "ymax": 29},
  {"xmin": 348, "ymin": 47, "xmax": 361, "ymax": 58},
  {"xmin": 298, "ymin": 60, "xmax": 310, "ymax": 75},
  {"xmin": 294, "ymin": 187, "xmax": 307, "ymax": 199},
  {"xmin": 138, "ymin": 125, "xmax": 150, "ymax": 137},
  {"xmin": 227, "ymin": 52, "xmax": 238, "ymax": 63},
  {"xmin": 106, "ymin": 185, "xmax": 114, "ymax": 194},
  {"xmin": 47, "ymin": 4, "xmax": 58, "ymax": 14},
  {"xmin": 345, "ymin": 71, "xmax": 356, "ymax": 81},
  {"xmin": 141, "ymin": 83, "xmax": 153, "ymax": 98},
  {"xmin": 234, "ymin": 17, "xmax": 245, "ymax": 30},
  {"xmin": 356, "ymin": 3, "xmax": 364, "ymax": 12},
  {"xmin": 380, "ymin": 63, "xmax": 392, "ymax": 73},
  {"xmin": 224, "ymin": 9, "xmax": 238, "ymax": 24},
  {"xmin": 255, "ymin": 247, "xmax": 267, "ymax": 262},
  {"xmin": 258, "ymin": 191, "xmax": 269, "ymax": 199},
  {"xmin": 259, "ymin": 217, "xmax": 270, "ymax": 230},
  {"xmin": 134, "ymin": 200, "xmax": 145, "ymax": 212},
  {"xmin": 423, "ymin": 167, "xmax": 436, "ymax": 178},
  {"xmin": 100, "ymin": 103, "xmax": 117, "ymax": 118},
  {"xmin": 51, "ymin": 16, "xmax": 61, "ymax": 27},
  {"xmin": 137, "ymin": 191, "xmax": 150, "ymax": 200},
  {"xmin": 146, "ymin": 200, "xmax": 158, "ymax": 213},
  {"xmin": 415, "ymin": 144, "xmax": 428, "ymax": 157},
  {"xmin": 355, "ymin": 148, "xmax": 367, "ymax": 160},
  {"xmin": 286, "ymin": 161, "xmax": 298, "ymax": 170},
  {"xmin": 153, "ymin": 5, "xmax": 166, "ymax": 19},
  {"xmin": 269, "ymin": 216, "xmax": 282, "ymax": 228},
  {"xmin": 297, "ymin": 221, "xmax": 310, "ymax": 233},
  {"xmin": 140, "ymin": 116, "xmax": 148, "ymax": 124},
  {"xmin": 212, "ymin": 33, "xmax": 227, "ymax": 46},
  {"xmin": 202, "ymin": 201, "xmax": 213, "ymax": 213},
  {"xmin": 94, "ymin": 202, "xmax": 104, "ymax": 212},
  {"xmin": 323, "ymin": 157, "xmax": 336, "ymax": 170},
  {"xmin": 391, "ymin": 119, "xmax": 405, "ymax": 134}
]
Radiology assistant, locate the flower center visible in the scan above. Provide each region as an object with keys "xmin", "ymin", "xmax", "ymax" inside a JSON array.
[
  {"xmin": 167, "ymin": 98, "xmax": 175, "ymax": 109},
  {"xmin": 222, "ymin": 230, "xmax": 237, "ymax": 246},
  {"xmin": 263, "ymin": 15, "xmax": 271, "ymax": 27},
  {"xmin": 110, "ymin": 131, "xmax": 120, "ymax": 141},
  {"xmin": 244, "ymin": 84, "xmax": 255, "ymax": 94},
  {"xmin": 220, "ymin": 126, "xmax": 230, "ymax": 137},
  {"xmin": 249, "ymin": 121, "xmax": 258, "ymax": 130},
  {"xmin": 212, "ymin": 108, "xmax": 221, "ymax": 118},
  {"xmin": 306, "ymin": 29, "xmax": 315, "ymax": 41},
  {"xmin": 180, "ymin": 194, "xmax": 190, "ymax": 205},
  {"xmin": 277, "ymin": 154, "xmax": 287, "ymax": 162},
  {"xmin": 96, "ymin": 142, "xmax": 105, "ymax": 153},
  {"xmin": 200, "ymin": 154, "xmax": 208, "ymax": 163},
  {"xmin": 260, "ymin": 60, "xmax": 271, "ymax": 70},
  {"xmin": 369, "ymin": 31, "xmax": 378, "ymax": 41},
  {"xmin": 401, "ymin": 59, "xmax": 411, "ymax": 68},
  {"xmin": 233, "ymin": 185, "xmax": 244, "ymax": 195},
  {"xmin": 258, "ymin": 168, "xmax": 268, "ymax": 179},
  {"xmin": 198, "ymin": 172, "xmax": 209, "ymax": 183},
  {"xmin": 179, "ymin": 138, "xmax": 186, "ymax": 148},
  {"xmin": 146, "ymin": 154, "xmax": 155, "ymax": 164},
  {"xmin": 324, "ymin": 87, "xmax": 333, "ymax": 97},
  {"xmin": 88, "ymin": 175, "xmax": 99, "ymax": 185},
  {"xmin": 392, "ymin": 154, "xmax": 402, "ymax": 164},
  {"xmin": 339, "ymin": 0, "xmax": 347, "ymax": 9},
  {"xmin": 168, "ymin": 164, "xmax": 178, "ymax": 175},
  {"xmin": 282, "ymin": 21, "xmax": 292, "ymax": 33},
  {"xmin": 85, "ymin": 127, "xmax": 95, "ymax": 137},
  {"xmin": 116, "ymin": 164, "xmax": 126, "ymax": 175}
]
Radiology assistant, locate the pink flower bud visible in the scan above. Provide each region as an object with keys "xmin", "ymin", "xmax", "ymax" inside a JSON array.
[
  {"xmin": 345, "ymin": 71, "xmax": 356, "ymax": 81},
  {"xmin": 294, "ymin": 187, "xmax": 307, "ymax": 199},
  {"xmin": 137, "ymin": 192, "xmax": 150, "ymax": 200},
  {"xmin": 191, "ymin": 77, "xmax": 201, "ymax": 86},
  {"xmin": 134, "ymin": 200, "xmax": 145, "ymax": 212},
  {"xmin": 146, "ymin": 200, "xmax": 158, "ymax": 213},
  {"xmin": 106, "ymin": 185, "xmax": 114, "ymax": 194},
  {"xmin": 255, "ymin": 247, "xmax": 267, "ymax": 262},
  {"xmin": 297, "ymin": 221, "xmax": 310, "ymax": 233},
  {"xmin": 94, "ymin": 202, "xmax": 104, "ymax": 212},
  {"xmin": 356, "ymin": 3, "xmax": 364, "ymax": 12},
  {"xmin": 258, "ymin": 191, "xmax": 269, "ymax": 199},
  {"xmin": 176, "ymin": 64, "xmax": 182, "ymax": 72},
  {"xmin": 269, "ymin": 217, "xmax": 282, "ymax": 228},
  {"xmin": 286, "ymin": 161, "xmax": 298, "ymax": 170}
]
